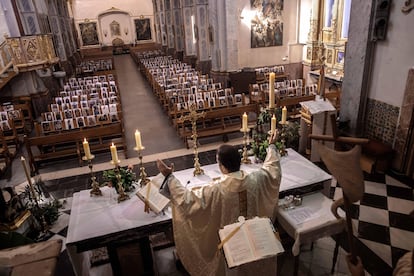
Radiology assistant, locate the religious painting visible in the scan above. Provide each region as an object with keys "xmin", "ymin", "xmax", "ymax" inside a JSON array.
[
  {"xmin": 135, "ymin": 19, "xmax": 152, "ymax": 41},
  {"xmin": 110, "ymin": 21, "xmax": 120, "ymax": 37},
  {"xmin": 250, "ymin": 0, "xmax": 284, "ymax": 48},
  {"xmin": 337, "ymin": 51, "xmax": 345, "ymax": 64},
  {"xmin": 79, "ymin": 22, "xmax": 99, "ymax": 46}
]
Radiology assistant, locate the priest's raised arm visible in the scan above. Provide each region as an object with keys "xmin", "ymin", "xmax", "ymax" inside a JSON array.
[{"xmin": 156, "ymin": 131, "xmax": 281, "ymax": 275}]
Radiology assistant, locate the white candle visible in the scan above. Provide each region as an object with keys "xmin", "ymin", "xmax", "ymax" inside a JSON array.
[
  {"xmin": 135, "ymin": 130, "xmax": 143, "ymax": 150},
  {"xmin": 281, "ymin": 106, "xmax": 287, "ymax": 124},
  {"xmin": 242, "ymin": 112, "xmax": 248, "ymax": 131},
  {"xmin": 83, "ymin": 138, "xmax": 92, "ymax": 159},
  {"xmin": 269, "ymin": 72, "xmax": 275, "ymax": 108},
  {"xmin": 21, "ymin": 156, "xmax": 36, "ymax": 200},
  {"xmin": 110, "ymin": 143, "xmax": 119, "ymax": 163},
  {"xmin": 271, "ymin": 114, "xmax": 276, "ymax": 134}
]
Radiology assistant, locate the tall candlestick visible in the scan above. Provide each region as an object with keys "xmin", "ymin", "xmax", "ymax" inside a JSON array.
[
  {"xmin": 281, "ymin": 106, "xmax": 287, "ymax": 124},
  {"xmin": 110, "ymin": 143, "xmax": 119, "ymax": 163},
  {"xmin": 271, "ymin": 114, "xmax": 276, "ymax": 134},
  {"xmin": 20, "ymin": 156, "xmax": 37, "ymax": 201},
  {"xmin": 83, "ymin": 138, "xmax": 92, "ymax": 159},
  {"xmin": 134, "ymin": 130, "xmax": 143, "ymax": 150},
  {"xmin": 242, "ymin": 112, "xmax": 248, "ymax": 131},
  {"xmin": 269, "ymin": 72, "xmax": 275, "ymax": 108}
]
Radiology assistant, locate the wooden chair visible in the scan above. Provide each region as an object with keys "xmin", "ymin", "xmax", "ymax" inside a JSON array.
[
  {"xmin": 0, "ymin": 134, "xmax": 11, "ymax": 176},
  {"xmin": 0, "ymin": 121, "xmax": 19, "ymax": 156}
]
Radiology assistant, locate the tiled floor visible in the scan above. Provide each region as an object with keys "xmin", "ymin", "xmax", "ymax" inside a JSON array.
[{"xmin": 1, "ymin": 54, "xmax": 413, "ymax": 275}]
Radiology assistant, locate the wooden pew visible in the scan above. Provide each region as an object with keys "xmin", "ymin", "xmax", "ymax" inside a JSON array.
[
  {"xmin": 24, "ymin": 122, "xmax": 127, "ymax": 174},
  {"xmin": 177, "ymin": 103, "xmax": 259, "ymax": 148}
]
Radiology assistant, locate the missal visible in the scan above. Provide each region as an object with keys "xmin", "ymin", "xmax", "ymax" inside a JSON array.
[
  {"xmin": 136, "ymin": 173, "xmax": 170, "ymax": 214},
  {"xmin": 218, "ymin": 216, "xmax": 284, "ymax": 268}
]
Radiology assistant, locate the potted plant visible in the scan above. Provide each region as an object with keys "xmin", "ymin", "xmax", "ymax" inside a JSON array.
[{"xmin": 102, "ymin": 165, "xmax": 137, "ymax": 193}]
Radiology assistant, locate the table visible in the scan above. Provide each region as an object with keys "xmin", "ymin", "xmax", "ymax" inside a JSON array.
[
  {"xmin": 175, "ymin": 148, "xmax": 332, "ymax": 196},
  {"xmin": 66, "ymin": 186, "xmax": 172, "ymax": 276},
  {"xmin": 66, "ymin": 148, "xmax": 331, "ymax": 275},
  {"xmin": 277, "ymin": 192, "xmax": 346, "ymax": 275}
]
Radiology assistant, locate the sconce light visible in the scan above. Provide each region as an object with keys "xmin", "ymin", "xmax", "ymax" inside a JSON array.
[
  {"xmin": 124, "ymin": 28, "xmax": 128, "ymax": 35},
  {"xmin": 103, "ymin": 30, "xmax": 108, "ymax": 37}
]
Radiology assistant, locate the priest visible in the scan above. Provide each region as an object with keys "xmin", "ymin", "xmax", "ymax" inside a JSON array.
[{"xmin": 157, "ymin": 131, "xmax": 282, "ymax": 275}]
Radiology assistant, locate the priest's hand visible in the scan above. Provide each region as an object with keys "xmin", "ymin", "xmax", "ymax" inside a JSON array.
[
  {"xmin": 157, "ymin": 159, "xmax": 174, "ymax": 177},
  {"xmin": 268, "ymin": 129, "xmax": 279, "ymax": 144}
]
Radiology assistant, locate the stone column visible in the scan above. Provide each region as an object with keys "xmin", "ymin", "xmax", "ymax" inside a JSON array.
[
  {"xmin": 340, "ymin": 1, "xmax": 375, "ymax": 134},
  {"xmin": 195, "ymin": 3, "xmax": 211, "ymax": 73}
]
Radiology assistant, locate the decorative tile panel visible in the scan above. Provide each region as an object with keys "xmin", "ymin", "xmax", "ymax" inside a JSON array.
[{"xmin": 365, "ymin": 98, "xmax": 399, "ymax": 145}]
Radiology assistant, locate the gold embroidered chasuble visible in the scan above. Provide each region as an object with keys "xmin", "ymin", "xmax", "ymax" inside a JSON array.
[{"xmin": 166, "ymin": 145, "xmax": 282, "ymax": 275}]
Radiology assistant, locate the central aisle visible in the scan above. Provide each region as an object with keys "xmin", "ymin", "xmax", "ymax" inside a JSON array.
[{"xmin": 114, "ymin": 54, "xmax": 184, "ymax": 157}]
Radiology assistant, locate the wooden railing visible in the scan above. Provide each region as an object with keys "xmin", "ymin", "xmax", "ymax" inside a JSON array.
[{"xmin": 6, "ymin": 34, "xmax": 59, "ymax": 72}]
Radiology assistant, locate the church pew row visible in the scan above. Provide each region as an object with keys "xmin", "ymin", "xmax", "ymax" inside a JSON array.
[
  {"xmin": 177, "ymin": 103, "xmax": 259, "ymax": 148},
  {"xmin": 24, "ymin": 122, "xmax": 127, "ymax": 175}
]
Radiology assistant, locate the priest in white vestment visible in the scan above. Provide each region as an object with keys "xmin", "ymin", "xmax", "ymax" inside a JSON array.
[{"xmin": 157, "ymin": 133, "xmax": 281, "ymax": 275}]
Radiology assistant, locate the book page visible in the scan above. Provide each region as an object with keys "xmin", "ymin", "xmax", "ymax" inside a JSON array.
[
  {"xmin": 219, "ymin": 222, "xmax": 255, "ymax": 267},
  {"xmin": 245, "ymin": 217, "xmax": 284, "ymax": 258},
  {"xmin": 136, "ymin": 181, "xmax": 170, "ymax": 214},
  {"xmin": 285, "ymin": 207, "xmax": 320, "ymax": 225}
]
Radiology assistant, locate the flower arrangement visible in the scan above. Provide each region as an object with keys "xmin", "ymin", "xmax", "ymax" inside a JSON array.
[
  {"xmin": 251, "ymin": 107, "xmax": 300, "ymax": 161},
  {"xmin": 102, "ymin": 165, "xmax": 137, "ymax": 193}
]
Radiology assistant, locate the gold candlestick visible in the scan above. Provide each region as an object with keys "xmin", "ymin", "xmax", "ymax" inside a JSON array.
[
  {"xmin": 278, "ymin": 121, "xmax": 288, "ymax": 156},
  {"xmin": 20, "ymin": 156, "xmax": 49, "ymax": 232},
  {"xmin": 240, "ymin": 127, "xmax": 251, "ymax": 164},
  {"xmin": 134, "ymin": 146, "xmax": 150, "ymax": 187},
  {"xmin": 178, "ymin": 104, "xmax": 205, "ymax": 176},
  {"xmin": 111, "ymin": 160, "xmax": 130, "ymax": 202},
  {"xmin": 83, "ymin": 154, "xmax": 102, "ymax": 196}
]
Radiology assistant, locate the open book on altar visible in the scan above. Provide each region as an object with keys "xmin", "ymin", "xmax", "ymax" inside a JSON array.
[
  {"xmin": 136, "ymin": 173, "xmax": 170, "ymax": 214},
  {"xmin": 218, "ymin": 216, "xmax": 284, "ymax": 268}
]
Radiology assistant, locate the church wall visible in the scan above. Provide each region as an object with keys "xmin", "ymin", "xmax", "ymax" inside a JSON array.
[
  {"xmin": 368, "ymin": 6, "xmax": 414, "ymax": 108},
  {"xmin": 237, "ymin": 0, "xmax": 303, "ymax": 69},
  {"xmin": 71, "ymin": 0, "xmax": 154, "ymax": 47},
  {"xmin": 71, "ymin": 0, "xmax": 153, "ymax": 20}
]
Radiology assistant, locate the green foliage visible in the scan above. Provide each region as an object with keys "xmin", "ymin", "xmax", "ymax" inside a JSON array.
[
  {"xmin": 251, "ymin": 108, "xmax": 300, "ymax": 161},
  {"xmin": 102, "ymin": 166, "xmax": 136, "ymax": 193},
  {"xmin": 29, "ymin": 200, "xmax": 62, "ymax": 226}
]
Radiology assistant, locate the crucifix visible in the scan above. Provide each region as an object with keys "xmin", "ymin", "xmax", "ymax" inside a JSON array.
[{"xmin": 178, "ymin": 103, "xmax": 206, "ymax": 176}]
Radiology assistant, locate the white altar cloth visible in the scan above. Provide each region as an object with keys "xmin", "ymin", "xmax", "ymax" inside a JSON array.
[
  {"xmin": 175, "ymin": 148, "xmax": 331, "ymax": 194},
  {"xmin": 277, "ymin": 192, "xmax": 345, "ymax": 256}
]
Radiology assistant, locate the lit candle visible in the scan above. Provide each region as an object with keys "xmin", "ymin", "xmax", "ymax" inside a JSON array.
[
  {"xmin": 135, "ymin": 130, "xmax": 143, "ymax": 150},
  {"xmin": 83, "ymin": 138, "xmax": 92, "ymax": 159},
  {"xmin": 269, "ymin": 72, "xmax": 275, "ymax": 108},
  {"xmin": 242, "ymin": 112, "xmax": 248, "ymax": 131},
  {"xmin": 110, "ymin": 143, "xmax": 119, "ymax": 163},
  {"xmin": 271, "ymin": 114, "xmax": 276, "ymax": 134},
  {"xmin": 281, "ymin": 106, "xmax": 287, "ymax": 124}
]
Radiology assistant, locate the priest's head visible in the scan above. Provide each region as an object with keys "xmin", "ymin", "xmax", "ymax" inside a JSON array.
[{"xmin": 217, "ymin": 145, "xmax": 241, "ymax": 174}]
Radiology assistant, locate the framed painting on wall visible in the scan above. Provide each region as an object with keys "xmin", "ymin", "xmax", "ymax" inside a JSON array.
[
  {"xmin": 135, "ymin": 19, "xmax": 152, "ymax": 41},
  {"xmin": 250, "ymin": 0, "xmax": 283, "ymax": 48},
  {"xmin": 79, "ymin": 22, "xmax": 99, "ymax": 46}
]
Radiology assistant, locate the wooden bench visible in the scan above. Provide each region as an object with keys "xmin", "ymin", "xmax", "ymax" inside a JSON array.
[
  {"xmin": 177, "ymin": 104, "xmax": 259, "ymax": 148},
  {"xmin": 24, "ymin": 122, "xmax": 127, "ymax": 174}
]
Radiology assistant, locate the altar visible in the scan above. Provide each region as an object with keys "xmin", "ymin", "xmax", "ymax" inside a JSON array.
[{"xmin": 66, "ymin": 148, "xmax": 331, "ymax": 276}]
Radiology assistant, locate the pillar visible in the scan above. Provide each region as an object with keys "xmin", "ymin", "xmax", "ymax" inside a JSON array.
[{"xmin": 340, "ymin": 1, "xmax": 375, "ymax": 135}]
